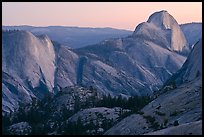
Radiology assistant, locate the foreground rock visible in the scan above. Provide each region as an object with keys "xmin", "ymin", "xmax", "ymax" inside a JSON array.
[
  {"xmin": 145, "ymin": 120, "xmax": 202, "ymax": 135},
  {"xmin": 7, "ymin": 122, "xmax": 32, "ymax": 135}
]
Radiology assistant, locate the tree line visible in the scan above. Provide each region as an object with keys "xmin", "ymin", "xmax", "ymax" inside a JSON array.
[{"xmin": 2, "ymin": 87, "xmax": 152, "ymax": 135}]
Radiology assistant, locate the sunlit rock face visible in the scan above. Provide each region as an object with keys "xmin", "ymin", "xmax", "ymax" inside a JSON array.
[{"xmin": 133, "ymin": 10, "xmax": 189, "ymax": 53}]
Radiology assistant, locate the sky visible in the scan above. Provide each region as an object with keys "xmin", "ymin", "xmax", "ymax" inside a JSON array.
[{"xmin": 2, "ymin": 2, "xmax": 202, "ymax": 31}]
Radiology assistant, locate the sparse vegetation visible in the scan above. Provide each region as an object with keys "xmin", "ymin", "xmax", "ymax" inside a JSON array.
[
  {"xmin": 155, "ymin": 111, "xmax": 166, "ymax": 116},
  {"xmin": 137, "ymin": 111, "xmax": 144, "ymax": 115},
  {"xmin": 143, "ymin": 115, "xmax": 156, "ymax": 124},
  {"xmin": 170, "ymin": 110, "xmax": 180, "ymax": 117},
  {"xmin": 196, "ymin": 71, "xmax": 200, "ymax": 78},
  {"xmin": 162, "ymin": 80, "xmax": 177, "ymax": 93},
  {"xmin": 151, "ymin": 122, "xmax": 160, "ymax": 130},
  {"xmin": 164, "ymin": 118, "xmax": 168, "ymax": 126},
  {"xmin": 156, "ymin": 105, "xmax": 161, "ymax": 110},
  {"xmin": 143, "ymin": 115, "xmax": 160, "ymax": 130},
  {"xmin": 173, "ymin": 120, "xmax": 179, "ymax": 126}
]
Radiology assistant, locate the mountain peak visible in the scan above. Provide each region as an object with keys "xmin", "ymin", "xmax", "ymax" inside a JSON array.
[
  {"xmin": 133, "ymin": 10, "xmax": 188, "ymax": 52},
  {"xmin": 147, "ymin": 10, "xmax": 178, "ymax": 29}
]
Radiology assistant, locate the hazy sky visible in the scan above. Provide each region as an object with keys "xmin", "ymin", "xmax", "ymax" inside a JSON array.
[{"xmin": 2, "ymin": 2, "xmax": 202, "ymax": 31}]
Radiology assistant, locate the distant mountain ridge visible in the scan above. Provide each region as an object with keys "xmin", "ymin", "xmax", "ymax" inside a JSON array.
[
  {"xmin": 2, "ymin": 21, "xmax": 202, "ymax": 49},
  {"xmin": 2, "ymin": 26, "xmax": 132, "ymax": 48}
]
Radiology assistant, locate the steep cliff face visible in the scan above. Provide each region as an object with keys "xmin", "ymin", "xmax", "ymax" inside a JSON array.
[
  {"xmin": 164, "ymin": 39, "xmax": 202, "ymax": 86},
  {"xmin": 177, "ymin": 39, "xmax": 202, "ymax": 81},
  {"xmin": 2, "ymin": 31, "xmax": 56, "ymax": 93},
  {"xmin": 2, "ymin": 30, "xmax": 79, "ymax": 112},
  {"xmin": 53, "ymin": 43, "xmax": 79, "ymax": 89}
]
